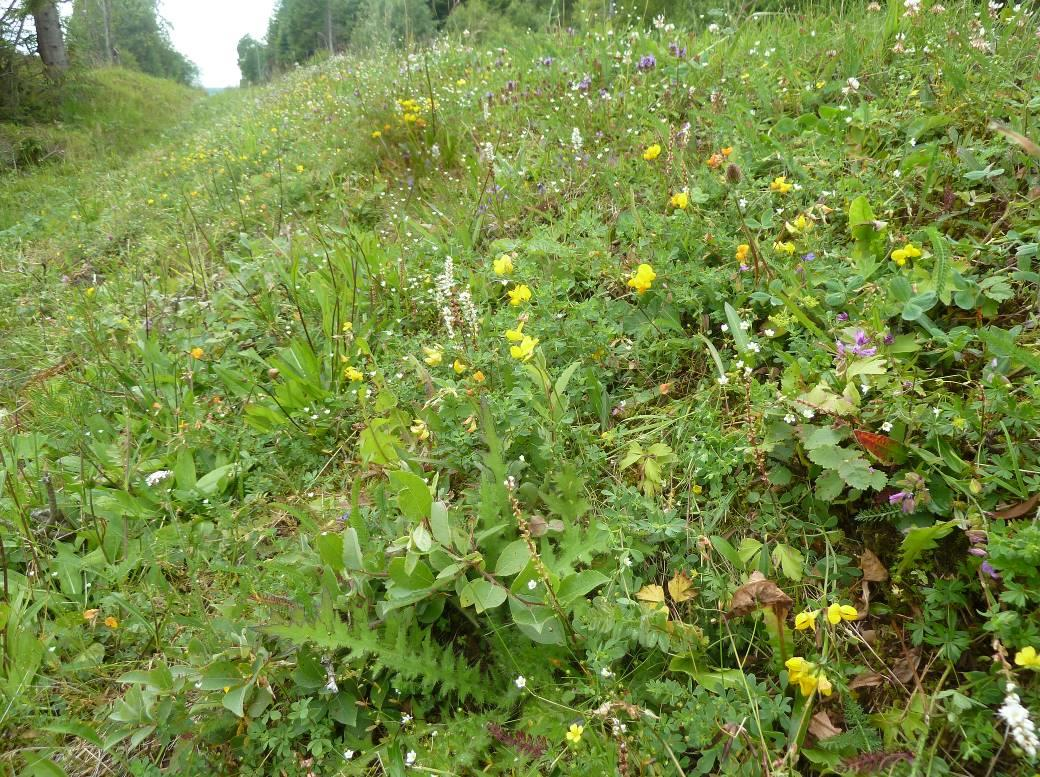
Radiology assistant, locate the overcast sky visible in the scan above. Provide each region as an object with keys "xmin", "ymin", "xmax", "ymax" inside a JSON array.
[{"xmin": 160, "ymin": 0, "xmax": 277, "ymax": 88}]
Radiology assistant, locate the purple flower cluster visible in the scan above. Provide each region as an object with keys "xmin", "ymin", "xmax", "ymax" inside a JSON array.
[
  {"xmin": 888, "ymin": 491, "xmax": 917, "ymax": 513},
  {"xmin": 668, "ymin": 42, "xmax": 687, "ymax": 59},
  {"xmin": 638, "ymin": 55, "xmax": 657, "ymax": 71},
  {"xmin": 965, "ymin": 529, "xmax": 1000, "ymax": 580},
  {"xmin": 541, "ymin": 56, "xmax": 554, "ymax": 67},
  {"xmin": 888, "ymin": 472, "xmax": 929, "ymax": 514},
  {"xmin": 574, "ymin": 74, "xmax": 592, "ymax": 92},
  {"xmin": 836, "ymin": 329, "xmax": 878, "ymax": 362}
]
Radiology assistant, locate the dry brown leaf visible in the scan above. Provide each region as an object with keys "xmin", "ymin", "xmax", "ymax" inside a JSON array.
[
  {"xmin": 990, "ymin": 121, "xmax": 1040, "ymax": 159},
  {"xmin": 992, "ymin": 493, "xmax": 1040, "ymax": 520},
  {"xmin": 849, "ymin": 670, "xmax": 886, "ymax": 689},
  {"xmin": 892, "ymin": 649, "xmax": 921, "ymax": 684},
  {"xmin": 859, "ymin": 549, "xmax": 888, "ymax": 582},
  {"xmin": 727, "ymin": 571, "xmax": 792, "ymax": 619},
  {"xmin": 809, "ymin": 711, "xmax": 843, "ymax": 741}
]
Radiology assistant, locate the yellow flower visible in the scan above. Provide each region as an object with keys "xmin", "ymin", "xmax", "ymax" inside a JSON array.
[
  {"xmin": 453, "ymin": 359, "xmax": 467, "ymax": 375},
  {"xmin": 891, "ymin": 243, "xmax": 921, "ymax": 266},
  {"xmin": 371, "ymin": 130, "xmax": 381, "ymax": 138},
  {"xmin": 642, "ymin": 144, "xmax": 661, "ymax": 161},
  {"xmin": 422, "ymin": 347, "xmax": 443, "ymax": 367},
  {"xmin": 505, "ymin": 321, "xmax": 526, "ymax": 342},
  {"xmin": 721, "ymin": 146, "xmax": 734, "ymax": 157},
  {"xmin": 410, "ymin": 419, "xmax": 430, "ymax": 441},
  {"xmin": 565, "ymin": 723, "xmax": 584, "ymax": 744},
  {"xmin": 795, "ymin": 609, "xmax": 819, "ymax": 632},
  {"xmin": 343, "ymin": 366, "xmax": 364, "ymax": 382},
  {"xmin": 83, "ymin": 609, "xmax": 99, "ymax": 621},
  {"xmin": 104, "ymin": 616, "xmax": 119, "ymax": 629},
  {"xmin": 493, "ymin": 254, "xmax": 514, "ymax": 275},
  {"xmin": 692, "ymin": 484, "xmax": 703, "ymax": 494},
  {"xmin": 507, "ymin": 284, "xmax": 532, "ymax": 306},
  {"xmin": 190, "ymin": 347, "xmax": 205, "ymax": 359},
  {"xmin": 627, "ymin": 263, "xmax": 657, "ymax": 295},
  {"xmin": 1015, "ymin": 646, "xmax": 1040, "ymax": 669},
  {"xmin": 770, "ymin": 176, "xmax": 794, "ymax": 194},
  {"xmin": 670, "ymin": 191, "xmax": 689, "ymax": 210},
  {"xmin": 296, "ymin": 165, "xmax": 305, "ymax": 173},
  {"xmin": 826, "ymin": 602, "xmax": 859, "ymax": 625},
  {"xmin": 510, "ymin": 335, "xmax": 539, "ymax": 362},
  {"xmin": 773, "ymin": 241, "xmax": 796, "ymax": 255},
  {"xmin": 736, "ymin": 244, "xmax": 750, "ymax": 262},
  {"xmin": 456, "ymin": 78, "xmax": 466, "ymax": 87},
  {"xmin": 785, "ymin": 657, "xmax": 831, "ymax": 697},
  {"xmin": 472, "ymin": 370, "xmax": 485, "ymax": 383},
  {"xmin": 816, "ymin": 672, "xmax": 833, "ymax": 696},
  {"xmin": 786, "ymin": 213, "xmax": 813, "ymax": 234}
]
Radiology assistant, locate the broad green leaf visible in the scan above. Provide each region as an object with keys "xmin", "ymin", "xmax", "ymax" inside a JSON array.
[
  {"xmin": 668, "ymin": 655, "xmax": 745, "ymax": 692},
  {"xmin": 460, "ymin": 579, "xmax": 508, "ymax": 612},
  {"xmin": 315, "ymin": 531, "xmax": 344, "ymax": 572},
  {"xmin": 895, "ymin": 520, "xmax": 958, "ymax": 576},
  {"xmin": 222, "ymin": 684, "xmax": 249, "ymax": 717},
  {"xmin": 556, "ymin": 570, "xmax": 609, "ymax": 605},
  {"xmin": 430, "ymin": 500, "xmax": 451, "ymax": 548},
  {"xmin": 772, "ymin": 544, "xmax": 806, "ymax": 581},
  {"xmin": 388, "ymin": 470, "xmax": 432, "ymax": 522},
  {"xmin": 495, "ymin": 540, "xmax": 531, "ymax": 576}
]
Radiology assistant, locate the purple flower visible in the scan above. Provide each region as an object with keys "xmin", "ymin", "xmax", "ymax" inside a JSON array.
[
  {"xmin": 968, "ymin": 547, "xmax": 988, "ymax": 558},
  {"xmin": 669, "ymin": 42, "xmax": 687, "ymax": 58},
  {"xmin": 966, "ymin": 530, "xmax": 988, "ymax": 546},
  {"xmin": 837, "ymin": 312, "xmax": 849, "ymax": 322},
  {"xmin": 888, "ymin": 491, "xmax": 916, "ymax": 513},
  {"xmin": 599, "ymin": 88, "xmax": 610, "ymax": 99},
  {"xmin": 883, "ymin": 332, "xmax": 895, "ymax": 345},
  {"xmin": 575, "ymin": 74, "xmax": 592, "ymax": 92},
  {"xmin": 803, "ymin": 252, "xmax": 816, "ymax": 261},
  {"xmin": 638, "ymin": 55, "xmax": 657, "ymax": 71},
  {"xmin": 981, "ymin": 560, "xmax": 1000, "ymax": 580},
  {"xmin": 740, "ymin": 264, "xmax": 751, "ymax": 272},
  {"xmin": 541, "ymin": 56, "xmax": 554, "ymax": 67}
]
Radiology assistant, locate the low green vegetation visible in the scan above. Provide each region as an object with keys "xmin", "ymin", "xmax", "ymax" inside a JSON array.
[{"xmin": 2, "ymin": 2, "xmax": 1040, "ymax": 776}]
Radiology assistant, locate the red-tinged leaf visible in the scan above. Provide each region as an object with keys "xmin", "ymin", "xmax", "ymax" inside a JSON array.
[{"xmin": 853, "ymin": 429, "xmax": 905, "ymax": 465}]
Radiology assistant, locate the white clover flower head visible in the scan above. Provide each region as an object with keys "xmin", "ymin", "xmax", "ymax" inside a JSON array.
[
  {"xmin": 146, "ymin": 470, "xmax": 172, "ymax": 487},
  {"xmin": 405, "ymin": 750, "xmax": 417, "ymax": 766},
  {"xmin": 999, "ymin": 683, "xmax": 1039, "ymax": 759},
  {"xmin": 515, "ymin": 675, "xmax": 526, "ymax": 688}
]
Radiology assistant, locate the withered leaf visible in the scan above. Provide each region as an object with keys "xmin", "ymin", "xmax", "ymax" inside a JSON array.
[
  {"xmin": 636, "ymin": 571, "xmax": 697, "ymax": 615},
  {"xmin": 992, "ymin": 493, "xmax": 1039, "ymax": 520},
  {"xmin": 809, "ymin": 711, "xmax": 843, "ymax": 741},
  {"xmin": 849, "ymin": 671, "xmax": 886, "ymax": 689},
  {"xmin": 727, "ymin": 571, "xmax": 792, "ymax": 619},
  {"xmin": 859, "ymin": 549, "xmax": 888, "ymax": 582}
]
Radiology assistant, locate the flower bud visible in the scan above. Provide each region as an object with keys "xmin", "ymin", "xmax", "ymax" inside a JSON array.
[
  {"xmin": 267, "ymin": 368, "xmax": 280, "ymax": 380},
  {"xmin": 726, "ymin": 163, "xmax": 742, "ymax": 184}
]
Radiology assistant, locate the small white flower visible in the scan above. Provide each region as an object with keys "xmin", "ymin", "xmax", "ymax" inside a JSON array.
[
  {"xmin": 344, "ymin": 750, "xmax": 355, "ymax": 760},
  {"xmin": 527, "ymin": 579, "xmax": 537, "ymax": 590},
  {"xmin": 600, "ymin": 667, "xmax": 614, "ymax": 678},
  {"xmin": 746, "ymin": 341, "xmax": 761, "ymax": 353},
  {"xmin": 146, "ymin": 470, "xmax": 172, "ymax": 487},
  {"xmin": 718, "ymin": 375, "xmax": 729, "ymax": 386},
  {"xmin": 515, "ymin": 675, "xmax": 526, "ymax": 689},
  {"xmin": 720, "ymin": 323, "xmax": 729, "ymax": 332},
  {"xmin": 881, "ymin": 421, "xmax": 893, "ymax": 432},
  {"xmin": 764, "ymin": 328, "xmax": 775, "ymax": 337},
  {"xmin": 860, "ymin": 384, "xmax": 870, "ymax": 395},
  {"xmin": 802, "ymin": 408, "xmax": 815, "ymax": 419},
  {"xmin": 401, "ymin": 713, "xmax": 412, "ymax": 724},
  {"xmin": 784, "ymin": 414, "xmax": 797, "ymax": 424},
  {"xmin": 739, "ymin": 320, "xmax": 751, "ymax": 331},
  {"xmin": 999, "ymin": 684, "xmax": 1039, "ymax": 758},
  {"xmin": 405, "ymin": 750, "xmax": 417, "ymax": 766}
]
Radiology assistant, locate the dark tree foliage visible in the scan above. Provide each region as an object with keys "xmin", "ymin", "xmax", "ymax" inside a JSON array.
[{"xmin": 67, "ymin": 0, "xmax": 199, "ymax": 85}]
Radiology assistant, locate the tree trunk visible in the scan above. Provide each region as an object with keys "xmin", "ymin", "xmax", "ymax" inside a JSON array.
[
  {"xmin": 325, "ymin": 0, "xmax": 334, "ymax": 53},
  {"xmin": 98, "ymin": 0, "xmax": 113, "ymax": 65},
  {"xmin": 31, "ymin": 0, "xmax": 68, "ymax": 75}
]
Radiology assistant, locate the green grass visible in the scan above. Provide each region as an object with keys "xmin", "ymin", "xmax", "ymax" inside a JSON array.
[{"xmin": 2, "ymin": 3, "xmax": 1040, "ymax": 776}]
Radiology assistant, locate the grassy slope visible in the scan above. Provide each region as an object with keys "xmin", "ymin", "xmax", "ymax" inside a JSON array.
[{"xmin": 2, "ymin": 3, "xmax": 1040, "ymax": 776}]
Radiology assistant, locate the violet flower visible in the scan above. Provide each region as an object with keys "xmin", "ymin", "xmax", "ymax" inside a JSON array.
[{"xmin": 638, "ymin": 55, "xmax": 657, "ymax": 71}]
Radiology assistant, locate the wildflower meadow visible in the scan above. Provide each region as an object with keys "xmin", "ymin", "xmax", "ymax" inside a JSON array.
[{"xmin": 2, "ymin": 1, "xmax": 1040, "ymax": 775}]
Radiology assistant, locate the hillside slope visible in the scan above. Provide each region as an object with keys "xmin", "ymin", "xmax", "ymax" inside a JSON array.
[{"xmin": 2, "ymin": 4, "xmax": 1040, "ymax": 776}]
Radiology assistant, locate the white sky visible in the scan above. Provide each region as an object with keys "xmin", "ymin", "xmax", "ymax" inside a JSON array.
[{"xmin": 160, "ymin": 0, "xmax": 277, "ymax": 88}]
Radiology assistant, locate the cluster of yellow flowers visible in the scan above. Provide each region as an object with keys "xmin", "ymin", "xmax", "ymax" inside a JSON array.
[
  {"xmin": 669, "ymin": 191, "xmax": 689, "ymax": 210},
  {"xmin": 493, "ymin": 253, "xmax": 514, "ymax": 275},
  {"xmin": 507, "ymin": 284, "xmax": 532, "ymax": 306},
  {"xmin": 795, "ymin": 602, "xmax": 858, "ymax": 632},
  {"xmin": 642, "ymin": 143, "xmax": 662, "ymax": 161},
  {"xmin": 770, "ymin": 175, "xmax": 794, "ymax": 194},
  {"xmin": 627, "ymin": 263, "xmax": 657, "ymax": 295},
  {"xmin": 785, "ymin": 657, "xmax": 833, "ymax": 697},
  {"xmin": 891, "ymin": 242, "xmax": 921, "ymax": 266},
  {"xmin": 397, "ymin": 98, "xmax": 427, "ymax": 127}
]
